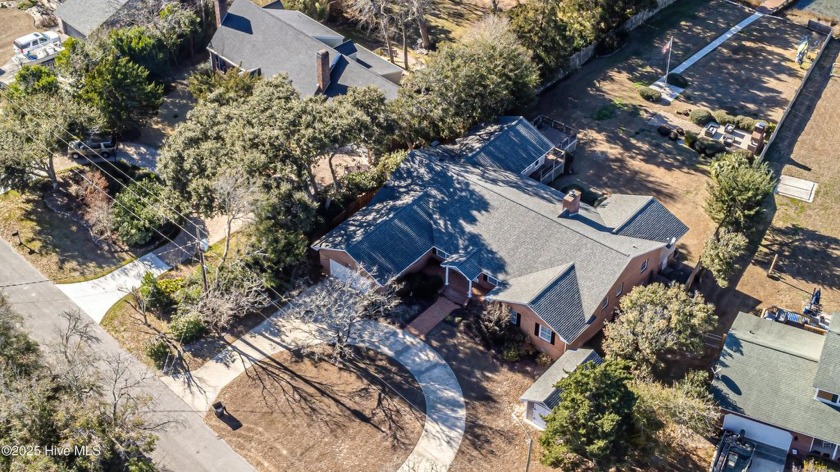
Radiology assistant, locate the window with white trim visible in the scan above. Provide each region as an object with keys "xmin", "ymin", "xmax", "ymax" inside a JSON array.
[
  {"xmin": 601, "ymin": 297, "xmax": 609, "ymax": 310},
  {"xmin": 486, "ymin": 274, "xmax": 500, "ymax": 286},
  {"xmin": 640, "ymin": 260, "xmax": 648, "ymax": 273},
  {"xmin": 434, "ymin": 247, "xmax": 450, "ymax": 259},
  {"xmin": 538, "ymin": 324, "xmax": 553, "ymax": 342},
  {"xmin": 510, "ymin": 309, "xmax": 520, "ymax": 326},
  {"xmin": 817, "ymin": 389, "xmax": 840, "ymax": 405},
  {"xmin": 616, "ymin": 283, "xmax": 623, "ymax": 297}
]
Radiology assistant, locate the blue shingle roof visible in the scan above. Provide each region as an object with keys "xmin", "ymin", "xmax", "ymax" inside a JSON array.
[{"xmin": 316, "ymin": 117, "xmax": 689, "ymax": 344}]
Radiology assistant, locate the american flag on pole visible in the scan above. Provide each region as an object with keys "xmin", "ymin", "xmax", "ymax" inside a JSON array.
[{"xmin": 662, "ymin": 36, "xmax": 673, "ymax": 55}]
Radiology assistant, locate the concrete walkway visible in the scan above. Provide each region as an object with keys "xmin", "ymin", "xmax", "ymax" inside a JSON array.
[
  {"xmin": 162, "ymin": 284, "xmax": 466, "ymax": 472},
  {"xmin": 407, "ymin": 297, "xmax": 460, "ymax": 338},
  {"xmin": 651, "ymin": 12, "xmax": 765, "ymax": 102},
  {"xmin": 56, "ymin": 253, "xmax": 170, "ymax": 323},
  {"xmin": 0, "ymin": 238, "xmax": 256, "ymax": 471},
  {"xmin": 57, "ymin": 215, "xmax": 242, "ymax": 323}
]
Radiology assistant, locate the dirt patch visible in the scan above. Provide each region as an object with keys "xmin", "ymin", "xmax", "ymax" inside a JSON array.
[
  {"xmin": 425, "ymin": 320, "xmax": 554, "ymax": 472},
  {"xmin": 726, "ymin": 40, "xmax": 840, "ymax": 318},
  {"xmin": 205, "ymin": 348, "xmax": 425, "ymax": 472},
  {"xmin": 680, "ymin": 15, "xmax": 820, "ymax": 122},
  {"xmin": 530, "ymin": 0, "xmax": 813, "ymax": 265},
  {"xmin": 0, "ymin": 8, "xmax": 38, "ymax": 67}
]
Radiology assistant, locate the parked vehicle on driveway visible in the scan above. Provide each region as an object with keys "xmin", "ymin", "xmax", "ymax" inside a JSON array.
[
  {"xmin": 68, "ymin": 136, "xmax": 118, "ymax": 160},
  {"xmin": 13, "ymin": 32, "xmax": 61, "ymax": 56}
]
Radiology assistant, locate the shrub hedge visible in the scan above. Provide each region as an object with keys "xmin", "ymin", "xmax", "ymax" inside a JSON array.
[
  {"xmin": 639, "ymin": 86, "xmax": 661, "ymax": 103},
  {"xmin": 689, "ymin": 109, "xmax": 713, "ymax": 125},
  {"xmin": 666, "ymin": 72, "xmax": 689, "ymax": 88},
  {"xmin": 169, "ymin": 312, "xmax": 206, "ymax": 344}
]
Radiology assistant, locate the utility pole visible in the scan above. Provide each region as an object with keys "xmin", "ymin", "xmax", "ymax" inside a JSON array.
[
  {"xmin": 665, "ymin": 36, "xmax": 674, "ymax": 77},
  {"xmin": 197, "ymin": 227, "xmax": 208, "ymax": 292}
]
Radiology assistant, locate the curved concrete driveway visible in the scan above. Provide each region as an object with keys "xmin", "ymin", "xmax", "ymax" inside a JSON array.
[{"xmin": 162, "ymin": 289, "xmax": 466, "ymax": 472}]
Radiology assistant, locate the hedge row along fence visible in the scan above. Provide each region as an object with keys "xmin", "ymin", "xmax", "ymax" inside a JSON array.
[{"xmin": 537, "ymin": 0, "xmax": 680, "ymax": 93}]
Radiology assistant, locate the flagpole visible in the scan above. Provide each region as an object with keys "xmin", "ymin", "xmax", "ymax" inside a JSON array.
[{"xmin": 665, "ymin": 36, "xmax": 673, "ymax": 77}]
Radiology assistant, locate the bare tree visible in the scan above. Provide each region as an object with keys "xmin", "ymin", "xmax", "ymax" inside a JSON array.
[
  {"xmin": 349, "ymin": 0, "xmax": 397, "ymax": 63},
  {"xmin": 211, "ymin": 169, "xmax": 258, "ymax": 269},
  {"xmin": 184, "ymin": 263, "xmax": 269, "ymax": 331},
  {"xmin": 288, "ymin": 273, "xmax": 398, "ymax": 363}
]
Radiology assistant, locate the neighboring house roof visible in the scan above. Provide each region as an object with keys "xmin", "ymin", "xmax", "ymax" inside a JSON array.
[
  {"xmin": 814, "ymin": 326, "xmax": 840, "ymax": 394},
  {"xmin": 56, "ymin": 0, "xmax": 130, "ymax": 37},
  {"xmin": 520, "ymin": 349, "xmax": 602, "ymax": 409},
  {"xmin": 315, "ymin": 117, "xmax": 688, "ymax": 343},
  {"xmin": 208, "ymin": 0, "xmax": 400, "ymax": 99},
  {"xmin": 712, "ymin": 313, "xmax": 840, "ymax": 445}
]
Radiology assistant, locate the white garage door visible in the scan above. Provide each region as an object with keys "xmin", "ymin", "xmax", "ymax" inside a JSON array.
[
  {"xmin": 330, "ymin": 259, "xmax": 355, "ymax": 283},
  {"xmin": 723, "ymin": 415, "xmax": 793, "ymax": 451},
  {"xmin": 329, "ymin": 259, "xmax": 371, "ymax": 293}
]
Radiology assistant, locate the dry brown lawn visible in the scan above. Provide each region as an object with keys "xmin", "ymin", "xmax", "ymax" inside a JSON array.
[
  {"xmin": 0, "ymin": 189, "xmax": 138, "ymax": 282},
  {"xmin": 424, "ymin": 320, "xmax": 554, "ymax": 472},
  {"xmin": 530, "ymin": 0, "xmax": 814, "ymax": 265},
  {"xmin": 0, "ymin": 8, "xmax": 37, "ymax": 66},
  {"xmin": 206, "ymin": 348, "xmax": 425, "ymax": 472},
  {"xmin": 425, "ymin": 320, "xmax": 715, "ymax": 471},
  {"xmin": 728, "ymin": 39, "xmax": 840, "ymax": 316}
]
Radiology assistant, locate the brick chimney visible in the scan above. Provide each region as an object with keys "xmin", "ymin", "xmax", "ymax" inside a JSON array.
[
  {"xmin": 562, "ymin": 190, "xmax": 581, "ymax": 216},
  {"xmin": 213, "ymin": 0, "xmax": 226, "ymax": 28},
  {"xmin": 316, "ymin": 49, "xmax": 331, "ymax": 94}
]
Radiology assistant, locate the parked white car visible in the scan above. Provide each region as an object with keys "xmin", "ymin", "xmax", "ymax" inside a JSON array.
[{"xmin": 12, "ymin": 32, "xmax": 61, "ymax": 56}]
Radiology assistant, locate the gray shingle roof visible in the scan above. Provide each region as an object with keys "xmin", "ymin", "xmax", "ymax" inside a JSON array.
[
  {"xmin": 56, "ymin": 0, "xmax": 130, "ymax": 37},
  {"xmin": 520, "ymin": 349, "xmax": 602, "ymax": 408},
  {"xmin": 613, "ymin": 198, "xmax": 688, "ymax": 244},
  {"xmin": 814, "ymin": 326, "xmax": 840, "ymax": 394},
  {"xmin": 712, "ymin": 313, "xmax": 840, "ymax": 445},
  {"xmin": 316, "ymin": 117, "xmax": 686, "ymax": 342},
  {"xmin": 209, "ymin": 0, "xmax": 399, "ymax": 99},
  {"xmin": 464, "ymin": 116, "xmax": 555, "ymax": 174}
]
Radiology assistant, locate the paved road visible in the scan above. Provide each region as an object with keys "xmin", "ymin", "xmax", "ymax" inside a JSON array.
[
  {"xmin": 164, "ymin": 282, "xmax": 466, "ymax": 472},
  {"xmin": 0, "ymin": 238, "xmax": 255, "ymax": 472}
]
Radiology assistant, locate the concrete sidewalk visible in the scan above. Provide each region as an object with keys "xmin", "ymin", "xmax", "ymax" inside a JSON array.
[
  {"xmin": 163, "ymin": 283, "xmax": 466, "ymax": 472},
  {"xmin": 652, "ymin": 12, "xmax": 765, "ymax": 102},
  {"xmin": 0, "ymin": 238, "xmax": 255, "ymax": 472}
]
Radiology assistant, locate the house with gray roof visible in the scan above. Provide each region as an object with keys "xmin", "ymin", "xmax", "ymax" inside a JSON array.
[
  {"xmin": 56, "ymin": 0, "xmax": 133, "ymax": 39},
  {"xmin": 314, "ymin": 116, "xmax": 688, "ymax": 359},
  {"xmin": 519, "ymin": 349, "xmax": 602, "ymax": 429},
  {"xmin": 712, "ymin": 313, "xmax": 840, "ymax": 463},
  {"xmin": 208, "ymin": 0, "xmax": 402, "ymax": 99}
]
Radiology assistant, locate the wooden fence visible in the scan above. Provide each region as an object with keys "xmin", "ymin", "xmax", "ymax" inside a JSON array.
[{"xmin": 757, "ymin": 34, "xmax": 832, "ymax": 164}]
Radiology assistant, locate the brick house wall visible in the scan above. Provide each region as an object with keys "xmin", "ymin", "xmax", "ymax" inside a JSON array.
[
  {"xmin": 318, "ymin": 244, "xmax": 674, "ymax": 361},
  {"xmin": 500, "ymin": 248, "xmax": 667, "ymax": 360}
]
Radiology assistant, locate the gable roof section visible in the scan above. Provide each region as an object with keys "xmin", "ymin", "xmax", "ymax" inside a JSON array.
[
  {"xmin": 712, "ymin": 313, "xmax": 840, "ymax": 445},
  {"xmin": 56, "ymin": 0, "xmax": 130, "ymax": 37},
  {"xmin": 209, "ymin": 0, "xmax": 399, "ymax": 99},
  {"xmin": 520, "ymin": 349, "xmax": 602, "ymax": 408},
  {"xmin": 464, "ymin": 116, "xmax": 555, "ymax": 174},
  {"xmin": 529, "ymin": 266, "xmax": 589, "ymax": 342},
  {"xmin": 814, "ymin": 326, "xmax": 840, "ymax": 394},
  {"xmin": 613, "ymin": 198, "xmax": 689, "ymax": 244}
]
